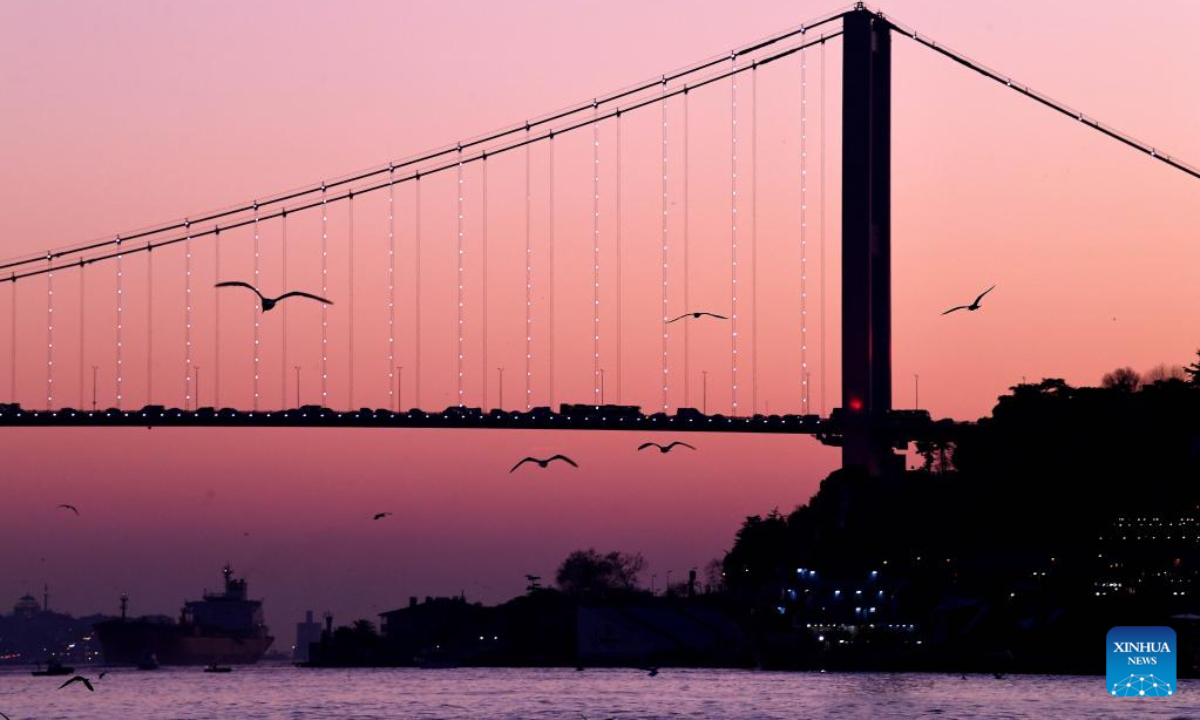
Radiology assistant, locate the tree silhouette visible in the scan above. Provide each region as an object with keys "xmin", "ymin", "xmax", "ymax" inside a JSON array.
[
  {"xmin": 555, "ymin": 548, "xmax": 645, "ymax": 598},
  {"xmin": 1144, "ymin": 363, "xmax": 1187, "ymax": 384},
  {"xmin": 1100, "ymin": 366, "xmax": 1142, "ymax": 392},
  {"xmin": 1185, "ymin": 350, "xmax": 1200, "ymax": 386}
]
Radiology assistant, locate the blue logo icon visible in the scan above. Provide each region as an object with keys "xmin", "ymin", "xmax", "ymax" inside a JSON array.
[{"xmin": 1107, "ymin": 626, "xmax": 1176, "ymax": 697}]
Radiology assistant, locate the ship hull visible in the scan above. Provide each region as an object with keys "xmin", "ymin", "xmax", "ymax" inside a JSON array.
[{"xmin": 95, "ymin": 621, "xmax": 273, "ymax": 666}]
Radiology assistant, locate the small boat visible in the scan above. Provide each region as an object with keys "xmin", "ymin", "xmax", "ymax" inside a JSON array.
[
  {"xmin": 203, "ymin": 664, "xmax": 233, "ymax": 673},
  {"xmin": 31, "ymin": 659, "xmax": 74, "ymax": 677}
]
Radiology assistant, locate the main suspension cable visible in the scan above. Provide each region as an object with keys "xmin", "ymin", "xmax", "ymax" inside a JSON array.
[
  {"xmin": 0, "ymin": 9, "xmax": 850, "ymax": 275},
  {"xmin": 886, "ymin": 14, "xmax": 1200, "ymax": 182},
  {"xmin": 1, "ymin": 31, "xmax": 843, "ymax": 286}
]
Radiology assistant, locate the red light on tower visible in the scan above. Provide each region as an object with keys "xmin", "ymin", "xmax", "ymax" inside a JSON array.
[{"xmin": 849, "ymin": 398, "xmax": 864, "ymax": 412}]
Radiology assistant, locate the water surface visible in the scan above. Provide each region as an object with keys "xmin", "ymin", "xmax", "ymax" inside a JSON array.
[{"xmin": 2, "ymin": 666, "xmax": 1196, "ymax": 719}]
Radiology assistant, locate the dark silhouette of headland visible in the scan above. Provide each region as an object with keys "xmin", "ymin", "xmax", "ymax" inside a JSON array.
[{"xmin": 302, "ymin": 353, "xmax": 1200, "ymax": 675}]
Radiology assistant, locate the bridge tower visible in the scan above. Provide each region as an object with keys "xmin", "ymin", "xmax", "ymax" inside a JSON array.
[{"xmin": 841, "ymin": 6, "xmax": 901, "ymax": 477}]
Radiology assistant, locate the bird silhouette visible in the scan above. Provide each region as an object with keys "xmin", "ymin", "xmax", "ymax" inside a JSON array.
[
  {"xmin": 942, "ymin": 285, "xmax": 995, "ymax": 315},
  {"xmin": 373, "ymin": 512, "xmax": 393, "ymax": 521},
  {"xmin": 57, "ymin": 504, "xmax": 79, "ymax": 516},
  {"xmin": 214, "ymin": 282, "xmax": 332, "ymax": 312},
  {"xmin": 510, "ymin": 455, "xmax": 578, "ymax": 472},
  {"xmin": 637, "ymin": 441, "xmax": 696, "ymax": 454},
  {"xmin": 98, "ymin": 671, "xmax": 108, "ymax": 679},
  {"xmin": 637, "ymin": 666, "xmax": 660, "ymax": 677},
  {"xmin": 58, "ymin": 675, "xmax": 94, "ymax": 691},
  {"xmin": 666, "ymin": 311, "xmax": 728, "ymax": 324},
  {"xmin": 1, "ymin": 710, "xmax": 10, "ymax": 720}
]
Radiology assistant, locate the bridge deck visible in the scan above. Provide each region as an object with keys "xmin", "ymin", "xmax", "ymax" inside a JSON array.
[{"xmin": 0, "ymin": 403, "xmax": 964, "ymax": 443}]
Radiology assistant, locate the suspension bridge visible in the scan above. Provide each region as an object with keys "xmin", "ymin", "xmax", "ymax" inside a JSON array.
[{"xmin": 0, "ymin": 4, "xmax": 1195, "ymax": 476}]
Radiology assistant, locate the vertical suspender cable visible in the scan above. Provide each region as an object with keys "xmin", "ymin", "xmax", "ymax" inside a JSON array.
[
  {"xmin": 414, "ymin": 176, "xmax": 422, "ymax": 411},
  {"xmin": 751, "ymin": 63, "xmax": 759, "ymax": 415},
  {"xmin": 252, "ymin": 204, "xmax": 260, "ymax": 410},
  {"xmin": 614, "ymin": 111, "xmax": 622, "ymax": 405},
  {"xmin": 548, "ymin": 133, "xmax": 555, "ymax": 410},
  {"xmin": 214, "ymin": 228, "xmax": 221, "ymax": 408},
  {"xmin": 281, "ymin": 211, "xmax": 288, "ymax": 407},
  {"xmin": 482, "ymin": 155, "xmax": 489, "ymax": 409},
  {"xmin": 387, "ymin": 169, "xmax": 396, "ymax": 411},
  {"xmin": 524, "ymin": 132, "xmax": 533, "ymax": 410},
  {"xmin": 116, "ymin": 237, "xmax": 123, "ymax": 409},
  {"xmin": 660, "ymin": 79, "xmax": 670, "ymax": 412},
  {"xmin": 348, "ymin": 192, "xmax": 355, "ymax": 410},
  {"xmin": 146, "ymin": 243, "xmax": 153, "ymax": 405},
  {"xmin": 185, "ymin": 221, "xmax": 192, "ymax": 409},
  {"xmin": 321, "ymin": 186, "xmax": 329, "ymax": 406},
  {"xmin": 683, "ymin": 89, "xmax": 691, "ymax": 409},
  {"xmin": 456, "ymin": 148, "xmax": 465, "ymax": 407},
  {"xmin": 730, "ymin": 57, "xmax": 740, "ymax": 416},
  {"xmin": 801, "ymin": 46, "xmax": 811, "ymax": 414},
  {"xmin": 820, "ymin": 40, "xmax": 827, "ymax": 416},
  {"xmin": 79, "ymin": 264, "xmax": 86, "ymax": 409},
  {"xmin": 46, "ymin": 261, "xmax": 53, "ymax": 409},
  {"xmin": 592, "ymin": 104, "xmax": 601, "ymax": 404},
  {"xmin": 9, "ymin": 279, "xmax": 15, "ymax": 403}
]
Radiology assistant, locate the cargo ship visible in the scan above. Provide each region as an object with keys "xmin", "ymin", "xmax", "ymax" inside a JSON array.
[{"xmin": 95, "ymin": 565, "xmax": 273, "ymax": 666}]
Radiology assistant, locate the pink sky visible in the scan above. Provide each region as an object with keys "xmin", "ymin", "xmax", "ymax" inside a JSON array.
[{"xmin": 0, "ymin": 0, "xmax": 1197, "ymax": 630}]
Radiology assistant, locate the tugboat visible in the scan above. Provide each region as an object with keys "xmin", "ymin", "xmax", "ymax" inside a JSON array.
[
  {"xmin": 95, "ymin": 565, "xmax": 274, "ymax": 666},
  {"xmin": 31, "ymin": 658, "xmax": 74, "ymax": 676}
]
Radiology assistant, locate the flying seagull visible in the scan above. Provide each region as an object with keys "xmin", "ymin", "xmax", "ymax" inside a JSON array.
[
  {"xmin": 510, "ymin": 455, "xmax": 579, "ymax": 473},
  {"xmin": 942, "ymin": 285, "xmax": 995, "ymax": 315},
  {"xmin": 57, "ymin": 504, "xmax": 79, "ymax": 516},
  {"xmin": 373, "ymin": 512, "xmax": 393, "ymax": 521},
  {"xmin": 98, "ymin": 671, "xmax": 108, "ymax": 680},
  {"xmin": 667, "ymin": 311, "xmax": 728, "ymax": 324},
  {"xmin": 637, "ymin": 441, "xmax": 696, "ymax": 454},
  {"xmin": 58, "ymin": 675, "xmax": 94, "ymax": 692},
  {"xmin": 637, "ymin": 666, "xmax": 660, "ymax": 677},
  {"xmin": 214, "ymin": 282, "xmax": 332, "ymax": 312}
]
